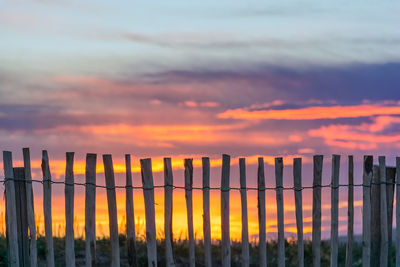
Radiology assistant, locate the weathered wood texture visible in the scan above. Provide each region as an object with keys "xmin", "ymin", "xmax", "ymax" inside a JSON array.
[
  {"xmin": 330, "ymin": 155, "xmax": 340, "ymax": 267},
  {"xmin": 371, "ymin": 165, "xmax": 380, "ymax": 267},
  {"xmin": 42, "ymin": 150, "xmax": 55, "ymax": 267},
  {"xmin": 345, "ymin": 155, "xmax": 354, "ymax": 267},
  {"xmin": 275, "ymin": 158, "xmax": 285, "ymax": 267},
  {"xmin": 103, "ymin": 155, "xmax": 120, "ymax": 267},
  {"xmin": 85, "ymin": 153, "xmax": 97, "ymax": 267},
  {"xmin": 386, "ymin": 166, "xmax": 396, "ymax": 267},
  {"xmin": 185, "ymin": 159, "xmax": 196, "ymax": 267},
  {"xmin": 379, "ymin": 157, "xmax": 388, "ymax": 267},
  {"xmin": 164, "ymin": 157, "xmax": 175, "ymax": 267},
  {"xmin": 125, "ymin": 154, "xmax": 137, "ymax": 267},
  {"xmin": 293, "ymin": 158, "xmax": 304, "ymax": 267},
  {"xmin": 362, "ymin": 156, "xmax": 372, "ymax": 267},
  {"xmin": 23, "ymin": 148, "xmax": 37, "ymax": 267},
  {"xmin": 140, "ymin": 158, "xmax": 157, "ymax": 267},
  {"xmin": 14, "ymin": 167, "xmax": 29, "ymax": 267},
  {"xmin": 396, "ymin": 157, "xmax": 400, "ymax": 267},
  {"xmin": 312, "ymin": 155, "xmax": 323, "ymax": 267},
  {"xmin": 3, "ymin": 151, "xmax": 20, "ymax": 267},
  {"xmin": 65, "ymin": 152, "xmax": 75, "ymax": 267},
  {"xmin": 239, "ymin": 158, "xmax": 249, "ymax": 267},
  {"xmin": 202, "ymin": 157, "xmax": 212, "ymax": 267},
  {"xmin": 221, "ymin": 154, "xmax": 231, "ymax": 267},
  {"xmin": 258, "ymin": 157, "xmax": 267, "ymax": 267}
]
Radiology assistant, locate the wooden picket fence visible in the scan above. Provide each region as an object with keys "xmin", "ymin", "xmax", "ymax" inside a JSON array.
[{"xmin": 2, "ymin": 148, "xmax": 400, "ymax": 267}]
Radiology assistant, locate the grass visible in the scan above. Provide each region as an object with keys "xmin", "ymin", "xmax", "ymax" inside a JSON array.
[{"xmin": 0, "ymin": 235, "xmax": 396, "ymax": 266}]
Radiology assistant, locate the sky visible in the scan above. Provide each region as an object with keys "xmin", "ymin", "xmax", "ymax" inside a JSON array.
[{"xmin": 1, "ymin": 0, "xmax": 400, "ymax": 240}]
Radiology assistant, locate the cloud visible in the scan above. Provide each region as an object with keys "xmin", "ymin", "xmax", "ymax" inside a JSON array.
[
  {"xmin": 218, "ymin": 103, "xmax": 400, "ymax": 120},
  {"xmin": 308, "ymin": 115, "xmax": 400, "ymax": 150}
]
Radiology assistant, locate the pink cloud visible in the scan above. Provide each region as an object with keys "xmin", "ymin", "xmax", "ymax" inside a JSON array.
[{"xmin": 308, "ymin": 116, "xmax": 400, "ymax": 150}]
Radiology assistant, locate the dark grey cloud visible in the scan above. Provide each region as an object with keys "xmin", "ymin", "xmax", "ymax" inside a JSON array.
[{"xmin": 146, "ymin": 62, "xmax": 400, "ymax": 107}]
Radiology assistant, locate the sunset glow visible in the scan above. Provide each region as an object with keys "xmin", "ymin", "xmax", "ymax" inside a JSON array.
[{"xmin": 1, "ymin": 0, "xmax": 400, "ymax": 249}]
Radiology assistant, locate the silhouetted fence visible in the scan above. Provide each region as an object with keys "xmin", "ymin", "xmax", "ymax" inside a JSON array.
[{"xmin": 1, "ymin": 148, "xmax": 400, "ymax": 267}]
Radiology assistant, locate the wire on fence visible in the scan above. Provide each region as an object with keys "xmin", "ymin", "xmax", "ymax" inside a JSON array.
[{"xmin": 1, "ymin": 178, "xmax": 399, "ymax": 191}]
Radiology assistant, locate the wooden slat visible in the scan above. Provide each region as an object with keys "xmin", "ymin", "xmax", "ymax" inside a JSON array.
[
  {"xmin": 239, "ymin": 158, "xmax": 249, "ymax": 267},
  {"xmin": 23, "ymin": 148, "xmax": 37, "ymax": 267},
  {"xmin": 312, "ymin": 155, "xmax": 323, "ymax": 267},
  {"xmin": 386, "ymin": 166, "xmax": 396, "ymax": 267},
  {"xmin": 125, "ymin": 154, "xmax": 137, "ymax": 267},
  {"xmin": 65, "ymin": 152, "xmax": 75, "ymax": 267},
  {"xmin": 221, "ymin": 154, "xmax": 231, "ymax": 267},
  {"xmin": 164, "ymin": 157, "xmax": 175, "ymax": 267},
  {"xmin": 140, "ymin": 158, "xmax": 157, "ymax": 266},
  {"xmin": 396, "ymin": 157, "xmax": 400, "ymax": 267},
  {"xmin": 330, "ymin": 155, "xmax": 340, "ymax": 267},
  {"xmin": 258, "ymin": 157, "xmax": 267, "ymax": 267},
  {"xmin": 103, "ymin": 154, "xmax": 120, "ymax": 267},
  {"xmin": 371, "ymin": 165, "xmax": 380, "ymax": 266},
  {"xmin": 345, "ymin": 155, "xmax": 354, "ymax": 267},
  {"xmin": 202, "ymin": 157, "xmax": 212, "ymax": 267},
  {"xmin": 293, "ymin": 158, "xmax": 304, "ymax": 267},
  {"xmin": 275, "ymin": 157, "xmax": 285, "ymax": 267},
  {"xmin": 85, "ymin": 153, "xmax": 97, "ymax": 267},
  {"xmin": 379, "ymin": 156, "xmax": 388, "ymax": 267},
  {"xmin": 3, "ymin": 151, "xmax": 20, "ymax": 267},
  {"xmin": 14, "ymin": 167, "xmax": 29, "ymax": 267},
  {"xmin": 42, "ymin": 150, "xmax": 55, "ymax": 267},
  {"xmin": 362, "ymin": 156, "xmax": 372, "ymax": 267},
  {"xmin": 185, "ymin": 159, "xmax": 195, "ymax": 267}
]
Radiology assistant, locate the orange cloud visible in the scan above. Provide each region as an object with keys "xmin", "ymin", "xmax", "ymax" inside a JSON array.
[
  {"xmin": 33, "ymin": 123, "xmax": 301, "ymax": 148},
  {"xmin": 218, "ymin": 104, "xmax": 400, "ymax": 120}
]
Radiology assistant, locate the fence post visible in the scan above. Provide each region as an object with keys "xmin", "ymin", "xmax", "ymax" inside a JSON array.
[
  {"xmin": 312, "ymin": 155, "xmax": 323, "ymax": 267},
  {"xmin": 164, "ymin": 158, "xmax": 175, "ymax": 267},
  {"xmin": 258, "ymin": 157, "xmax": 267, "ymax": 267},
  {"xmin": 330, "ymin": 155, "xmax": 340, "ymax": 267},
  {"xmin": 221, "ymin": 154, "xmax": 231, "ymax": 267},
  {"xmin": 293, "ymin": 158, "xmax": 304, "ymax": 267},
  {"xmin": 362, "ymin": 156, "xmax": 372, "ymax": 267},
  {"xmin": 239, "ymin": 158, "xmax": 249, "ymax": 267},
  {"xmin": 85, "ymin": 153, "xmax": 97, "ymax": 267},
  {"xmin": 23, "ymin": 148, "xmax": 37, "ymax": 267},
  {"xmin": 65, "ymin": 152, "xmax": 75, "ymax": 267},
  {"xmin": 202, "ymin": 157, "xmax": 212, "ymax": 267},
  {"xmin": 371, "ymin": 165, "xmax": 380, "ymax": 266},
  {"xmin": 3, "ymin": 151, "xmax": 20, "ymax": 267},
  {"xmin": 379, "ymin": 157, "xmax": 388, "ymax": 267},
  {"xmin": 396, "ymin": 157, "xmax": 400, "ymax": 267},
  {"xmin": 140, "ymin": 158, "xmax": 157, "ymax": 267},
  {"xmin": 185, "ymin": 159, "xmax": 195, "ymax": 267},
  {"xmin": 275, "ymin": 158, "xmax": 285, "ymax": 267},
  {"xmin": 103, "ymin": 155, "xmax": 120, "ymax": 267},
  {"xmin": 125, "ymin": 154, "xmax": 137, "ymax": 267},
  {"xmin": 42, "ymin": 150, "xmax": 55, "ymax": 267},
  {"xmin": 14, "ymin": 167, "xmax": 29, "ymax": 267},
  {"xmin": 345, "ymin": 155, "xmax": 354, "ymax": 267},
  {"xmin": 386, "ymin": 166, "xmax": 396, "ymax": 267}
]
